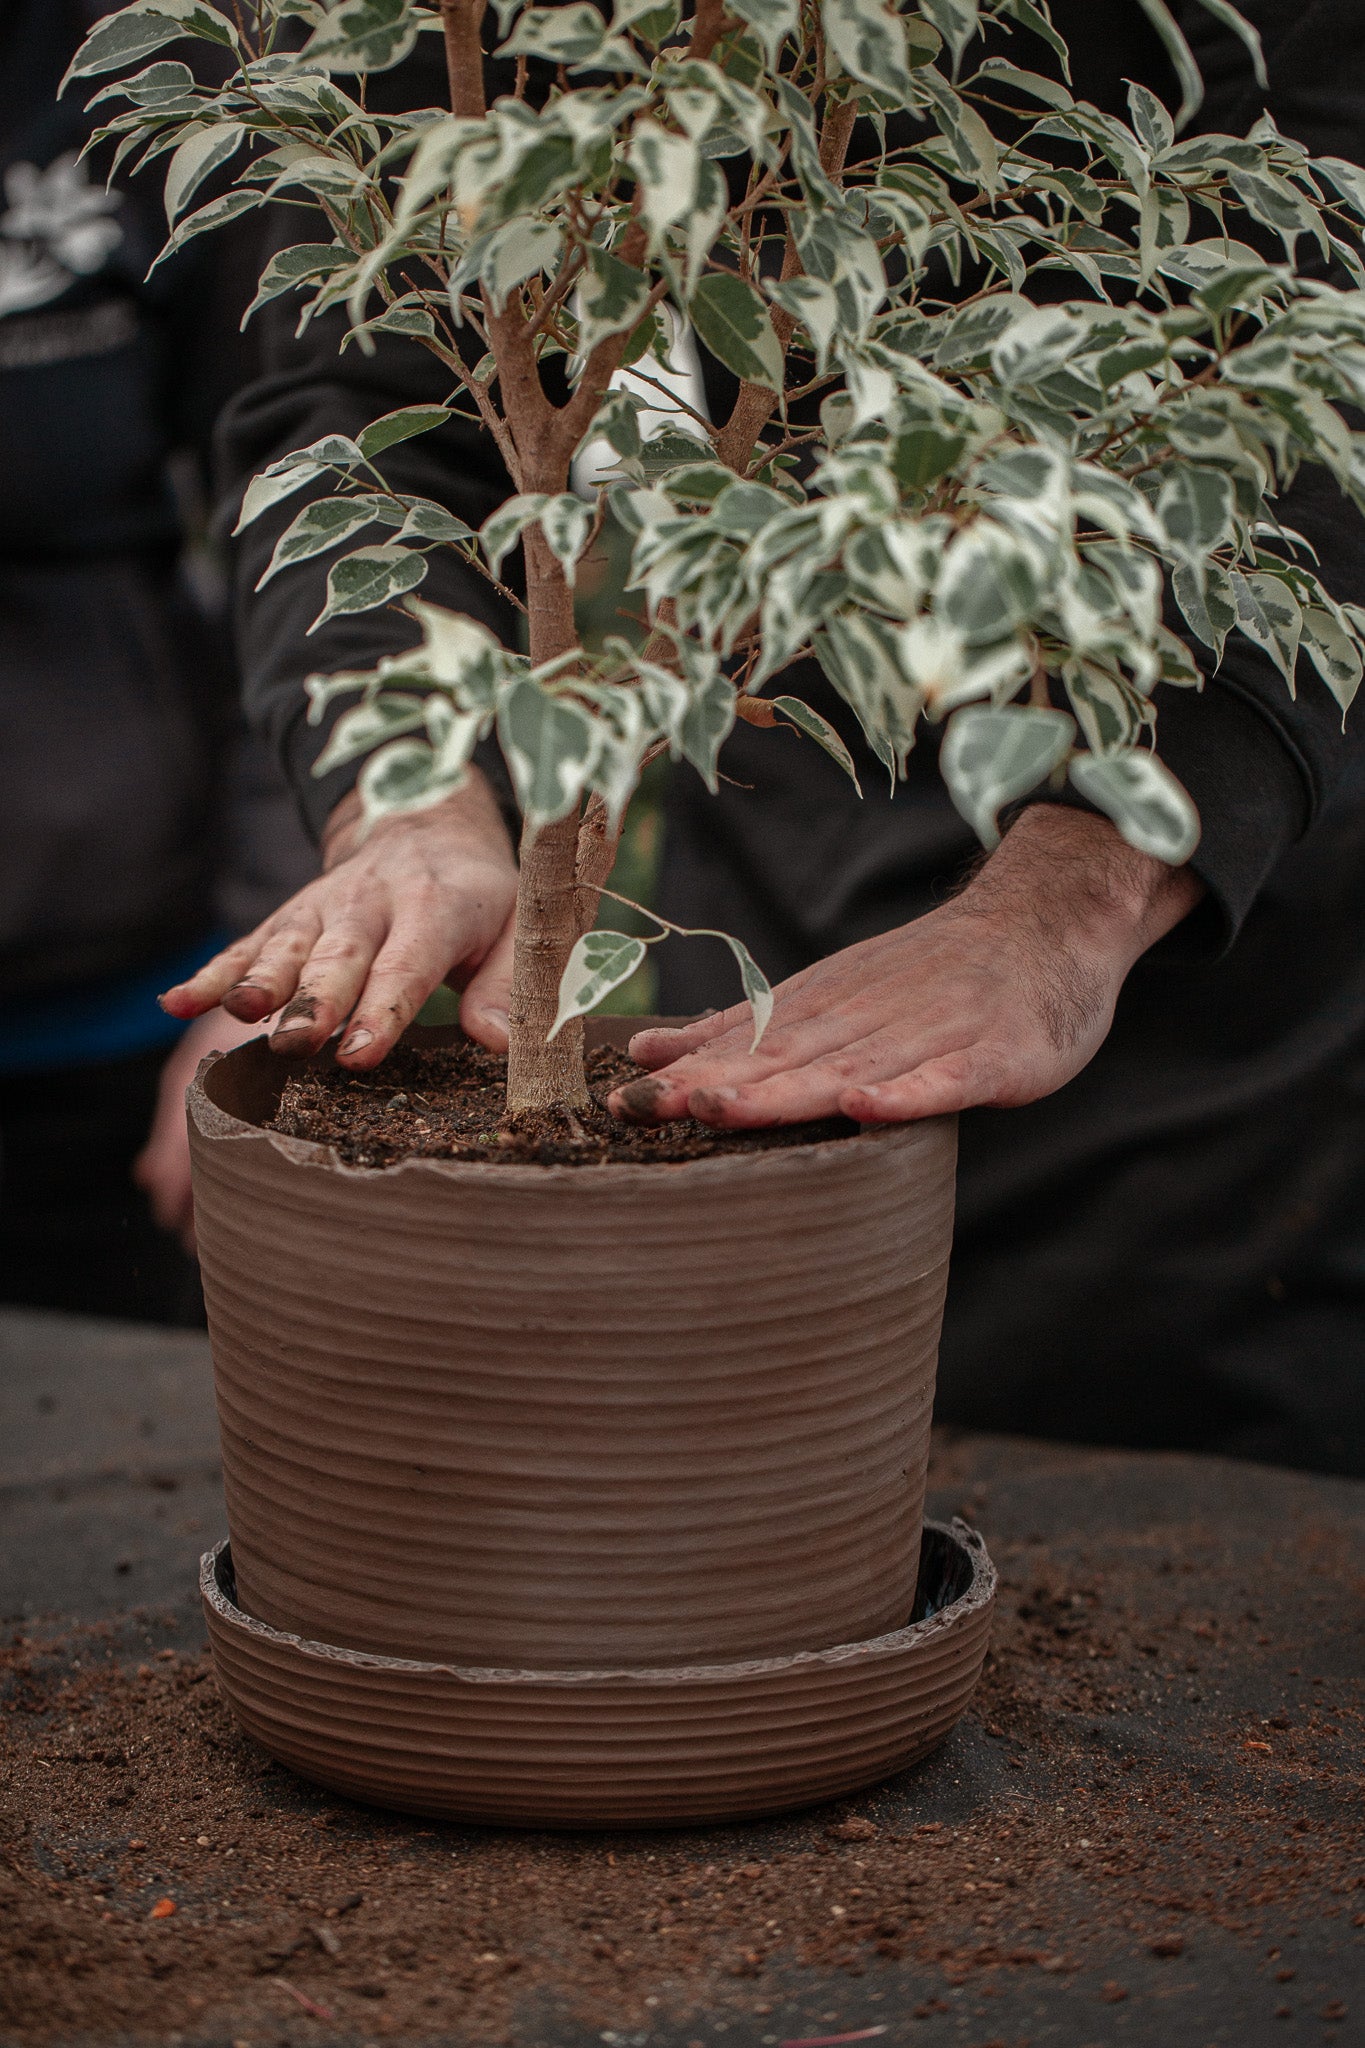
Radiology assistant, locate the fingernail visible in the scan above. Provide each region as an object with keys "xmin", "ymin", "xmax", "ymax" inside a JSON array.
[
  {"xmin": 227, "ymin": 980, "xmax": 266, "ymax": 1000},
  {"xmin": 481, "ymin": 1008, "xmax": 509, "ymax": 1033},
  {"xmin": 337, "ymin": 1027, "xmax": 374, "ymax": 1057},
  {"xmin": 697, "ymin": 1087, "xmax": 738, "ymax": 1105},
  {"xmin": 270, "ymin": 1023, "xmax": 311, "ymax": 1049}
]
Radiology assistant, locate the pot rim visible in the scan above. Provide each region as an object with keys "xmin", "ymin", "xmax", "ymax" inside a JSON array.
[
  {"xmin": 202, "ymin": 1520, "xmax": 994, "ymax": 1687},
  {"xmin": 190, "ymin": 1036, "xmax": 948, "ymax": 1188}
]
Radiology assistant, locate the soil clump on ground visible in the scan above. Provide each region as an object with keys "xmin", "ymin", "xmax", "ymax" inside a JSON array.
[{"xmin": 268, "ymin": 1040, "xmax": 851, "ymax": 1168}]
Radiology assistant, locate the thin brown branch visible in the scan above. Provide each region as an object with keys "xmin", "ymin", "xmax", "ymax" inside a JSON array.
[
  {"xmin": 688, "ymin": 0, "xmax": 730, "ymax": 66},
  {"xmin": 572, "ymin": 794, "xmax": 623, "ymax": 937},
  {"xmin": 440, "ymin": 0, "xmax": 486, "ymax": 120},
  {"xmin": 718, "ymin": 93, "xmax": 861, "ymax": 473}
]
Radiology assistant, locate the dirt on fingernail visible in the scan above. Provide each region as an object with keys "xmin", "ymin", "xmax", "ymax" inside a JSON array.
[{"xmin": 277, "ymin": 993, "xmax": 320, "ymax": 1026}]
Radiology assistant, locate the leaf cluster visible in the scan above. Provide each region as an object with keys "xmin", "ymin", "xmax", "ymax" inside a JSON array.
[{"xmin": 71, "ymin": 0, "xmax": 1365, "ymax": 1023}]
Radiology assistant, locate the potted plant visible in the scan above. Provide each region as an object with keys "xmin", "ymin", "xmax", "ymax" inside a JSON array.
[{"xmin": 72, "ymin": 0, "xmax": 1365, "ymax": 1825}]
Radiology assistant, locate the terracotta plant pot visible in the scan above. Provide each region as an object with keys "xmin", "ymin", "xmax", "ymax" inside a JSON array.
[{"xmin": 188, "ymin": 1023, "xmax": 993, "ymax": 1824}]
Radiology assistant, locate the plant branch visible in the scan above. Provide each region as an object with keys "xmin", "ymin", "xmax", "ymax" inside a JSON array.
[
  {"xmin": 688, "ymin": 0, "xmax": 729, "ymax": 65},
  {"xmin": 717, "ymin": 94, "xmax": 860, "ymax": 474},
  {"xmin": 440, "ymin": 0, "xmax": 486, "ymax": 120}
]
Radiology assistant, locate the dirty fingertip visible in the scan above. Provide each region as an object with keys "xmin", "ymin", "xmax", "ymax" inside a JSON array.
[
  {"xmin": 610, "ymin": 1075, "xmax": 673, "ymax": 1124},
  {"xmin": 223, "ymin": 981, "xmax": 274, "ymax": 1023}
]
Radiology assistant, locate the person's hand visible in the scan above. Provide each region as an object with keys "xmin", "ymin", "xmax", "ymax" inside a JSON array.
[
  {"xmin": 610, "ymin": 806, "xmax": 1204, "ymax": 1128},
  {"xmin": 158, "ymin": 771, "xmax": 520, "ymax": 1070},
  {"xmin": 133, "ymin": 1008, "xmax": 271, "ymax": 1255}
]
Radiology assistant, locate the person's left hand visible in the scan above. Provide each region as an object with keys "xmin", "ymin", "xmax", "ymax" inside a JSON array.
[
  {"xmin": 609, "ymin": 806, "xmax": 1203, "ymax": 1129},
  {"xmin": 133, "ymin": 1008, "xmax": 273, "ymax": 1255}
]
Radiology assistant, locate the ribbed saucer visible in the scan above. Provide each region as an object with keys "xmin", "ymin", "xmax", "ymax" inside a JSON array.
[{"xmin": 201, "ymin": 1519, "xmax": 995, "ymax": 1830}]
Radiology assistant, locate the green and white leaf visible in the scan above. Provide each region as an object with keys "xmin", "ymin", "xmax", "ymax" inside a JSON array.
[
  {"xmin": 726, "ymin": 0, "xmax": 799, "ymax": 68},
  {"xmin": 357, "ymin": 737, "xmax": 467, "ymax": 824},
  {"xmin": 690, "ymin": 272, "xmax": 783, "ymax": 390},
  {"xmin": 62, "ymin": 0, "xmax": 241, "ymax": 87},
  {"xmin": 148, "ymin": 186, "xmax": 262, "ymax": 271},
  {"xmin": 164, "ymin": 121, "xmax": 244, "ymax": 225},
  {"xmin": 256, "ymin": 493, "xmax": 401, "ymax": 588},
  {"xmin": 1301, "ymin": 604, "xmax": 1363, "ymax": 714},
  {"xmin": 312, "ymin": 692, "xmax": 430, "ymax": 776},
  {"xmin": 1069, "ymin": 750, "xmax": 1201, "ymax": 863},
  {"xmin": 302, "ymin": 0, "xmax": 422, "ymax": 73},
  {"xmin": 497, "ymin": 675, "xmax": 600, "ymax": 829},
  {"xmin": 357, "ymin": 405, "xmax": 451, "ymax": 461},
  {"xmin": 721, "ymin": 931, "xmax": 773, "ymax": 1052},
  {"xmin": 233, "ymin": 437, "xmax": 364, "ymax": 532},
  {"xmin": 549, "ymin": 930, "xmax": 649, "ymax": 1040},
  {"xmin": 481, "ymin": 494, "xmax": 549, "ymax": 577},
  {"xmin": 538, "ymin": 494, "xmax": 595, "ymax": 587},
  {"xmin": 577, "ymin": 249, "xmax": 652, "ymax": 359},
  {"xmin": 940, "ymin": 703, "xmax": 1074, "ymax": 848},
  {"xmin": 628, "ymin": 119, "xmax": 699, "ymax": 253},
  {"xmin": 771, "ymin": 696, "xmax": 863, "ymax": 793},
  {"xmin": 308, "ymin": 544, "xmax": 428, "ymax": 633}
]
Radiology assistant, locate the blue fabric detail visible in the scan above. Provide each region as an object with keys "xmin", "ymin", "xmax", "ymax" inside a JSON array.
[{"xmin": 0, "ymin": 931, "xmax": 230, "ymax": 1076}]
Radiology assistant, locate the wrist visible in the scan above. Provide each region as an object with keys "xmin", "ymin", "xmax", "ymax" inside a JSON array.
[
  {"xmin": 968, "ymin": 803, "xmax": 1203, "ymax": 968},
  {"xmin": 321, "ymin": 765, "xmax": 515, "ymax": 874}
]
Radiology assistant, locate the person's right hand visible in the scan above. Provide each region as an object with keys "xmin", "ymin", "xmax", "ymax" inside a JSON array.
[{"xmin": 158, "ymin": 770, "xmax": 519, "ymax": 1070}]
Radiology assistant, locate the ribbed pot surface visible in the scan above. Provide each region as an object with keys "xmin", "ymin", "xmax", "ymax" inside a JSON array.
[
  {"xmin": 202, "ymin": 1521, "xmax": 995, "ymax": 1829},
  {"xmin": 188, "ymin": 1031, "xmax": 957, "ymax": 1670}
]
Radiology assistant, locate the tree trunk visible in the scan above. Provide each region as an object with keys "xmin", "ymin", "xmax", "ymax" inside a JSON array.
[{"xmin": 504, "ymin": 526, "xmax": 593, "ymax": 1115}]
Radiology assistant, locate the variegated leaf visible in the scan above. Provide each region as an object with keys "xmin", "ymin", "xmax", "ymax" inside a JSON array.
[{"xmin": 549, "ymin": 930, "xmax": 649, "ymax": 1040}]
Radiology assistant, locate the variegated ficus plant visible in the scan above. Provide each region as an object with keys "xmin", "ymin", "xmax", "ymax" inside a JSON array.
[{"xmin": 70, "ymin": 0, "xmax": 1365, "ymax": 1112}]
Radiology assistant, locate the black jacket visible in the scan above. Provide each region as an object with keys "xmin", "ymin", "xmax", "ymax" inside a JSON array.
[{"xmin": 220, "ymin": 1, "xmax": 1365, "ymax": 1471}]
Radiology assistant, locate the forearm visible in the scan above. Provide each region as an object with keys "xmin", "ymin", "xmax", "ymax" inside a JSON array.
[{"xmin": 969, "ymin": 806, "xmax": 1205, "ymax": 978}]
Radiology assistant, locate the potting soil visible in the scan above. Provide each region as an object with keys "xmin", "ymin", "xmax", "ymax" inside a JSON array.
[{"xmin": 268, "ymin": 1042, "xmax": 852, "ymax": 1167}]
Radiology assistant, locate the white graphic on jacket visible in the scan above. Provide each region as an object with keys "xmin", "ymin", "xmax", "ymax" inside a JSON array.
[{"xmin": 0, "ymin": 152, "xmax": 123, "ymax": 319}]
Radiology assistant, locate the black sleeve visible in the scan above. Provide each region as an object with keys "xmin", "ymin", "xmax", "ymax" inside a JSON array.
[
  {"xmin": 215, "ymin": 35, "xmax": 530, "ymax": 845},
  {"xmin": 1019, "ymin": 1, "xmax": 1365, "ymax": 947},
  {"xmin": 217, "ymin": 290, "xmax": 521, "ymax": 841},
  {"xmin": 1150, "ymin": 0, "xmax": 1365, "ymax": 943}
]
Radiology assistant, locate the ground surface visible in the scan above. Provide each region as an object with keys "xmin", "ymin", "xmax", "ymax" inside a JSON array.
[{"xmin": 1, "ymin": 1306, "xmax": 1362, "ymax": 2048}]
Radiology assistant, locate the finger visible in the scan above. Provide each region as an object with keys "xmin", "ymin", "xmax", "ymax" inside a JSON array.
[
  {"xmin": 685, "ymin": 1034, "xmax": 917, "ymax": 1129},
  {"xmin": 160, "ymin": 934, "xmax": 269, "ymax": 1020},
  {"xmin": 460, "ymin": 909, "xmax": 516, "ymax": 1051},
  {"xmin": 840, "ymin": 1048, "xmax": 1007, "ymax": 1124},
  {"xmin": 215, "ymin": 911, "xmax": 324, "ymax": 1025},
  {"xmin": 267, "ymin": 916, "xmax": 388, "ymax": 1057},
  {"xmin": 335, "ymin": 920, "xmax": 457, "ymax": 1067},
  {"xmin": 611, "ymin": 999, "xmax": 883, "ymax": 1122},
  {"xmin": 627, "ymin": 1006, "xmax": 734, "ymax": 1068}
]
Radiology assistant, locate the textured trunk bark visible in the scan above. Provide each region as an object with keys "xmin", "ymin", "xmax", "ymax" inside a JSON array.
[{"xmin": 505, "ymin": 525, "xmax": 592, "ymax": 1115}]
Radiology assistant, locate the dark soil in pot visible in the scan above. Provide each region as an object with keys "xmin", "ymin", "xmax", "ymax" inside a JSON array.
[{"xmin": 268, "ymin": 1039, "xmax": 853, "ymax": 1168}]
